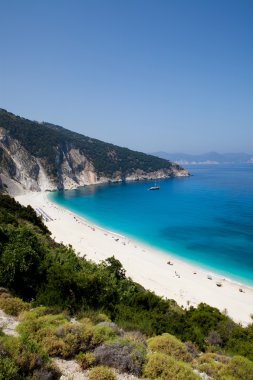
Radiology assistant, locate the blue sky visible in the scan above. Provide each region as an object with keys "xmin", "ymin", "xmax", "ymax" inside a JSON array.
[{"xmin": 1, "ymin": 0, "xmax": 252, "ymax": 154}]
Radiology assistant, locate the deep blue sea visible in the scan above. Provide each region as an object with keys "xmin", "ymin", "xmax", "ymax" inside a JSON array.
[{"xmin": 49, "ymin": 165, "xmax": 253, "ymax": 286}]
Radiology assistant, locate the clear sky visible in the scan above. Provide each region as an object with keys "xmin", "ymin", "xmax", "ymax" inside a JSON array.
[{"xmin": 1, "ymin": 0, "xmax": 252, "ymax": 154}]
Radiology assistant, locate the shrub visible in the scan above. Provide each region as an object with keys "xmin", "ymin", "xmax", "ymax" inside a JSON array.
[
  {"xmin": 91, "ymin": 325, "xmax": 117, "ymax": 347},
  {"xmin": 124, "ymin": 331, "xmax": 147, "ymax": 346},
  {"xmin": 193, "ymin": 353, "xmax": 234, "ymax": 379},
  {"xmin": 16, "ymin": 336, "xmax": 49, "ymax": 373},
  {"xmin": 17, "ymin": 308, "xmax": 68, "ymax": 339},
  {"xmin": 143, "ymin": 352, "xmax": 200, "ymax": 380},
  {"xmin": 0, "ymin": 356, "xmax": 19, "ymax": 380},
  {"xmin": 225, "ymin": 355, "xmax": 253, "ymax": 380},
  {"xmin": 0, "ymin": 295, "xmax": 29, "ymax": 316},
  {"xmin": 37, "ymin": 321, "xmax": 87, "ymax": 358},
  {"xmin": 17, "ymin": 309, "xmax": 117, "ymax": 359},
  {"xmin": 88, "ymin": 366, "xmax": 117, "ymax": 380},
  {"xmin": 196, "ymin": 353, "xmax": 230, "ymax": 365},
  {"xmin": 0, "ymin": 331, "xmax": 58, "ymax": 380},
  {"xmin": 0, "ymin": 334, "xmax": 20, "ymax": 359},
  {"xmin": 194, "ymin": 359, "xmax": 226, "ymax": 378},
  {"xmin": 76, "ymin": 352, "xmax": 96, "ymax": 369},
  {"xmin": 96, "ymin": 321, "xmax": 123, "ymax": 336},
  {"xmin": 94, "ymin": 338, "xmax": 146, "ymax": 376},
  {"xmin": 41, "ymin": 335, "xmax": 66, "ymax": 357},
  {"xmin": 206, "ymin": 330, "xmax": 223, "ymax": 346},
  {"xmin": 225, "ymin": 326, "xmax": 253, "ymax": 361},
  {"xmin": 184, "ymin": 341, "xmax": 199, "ymax": 358},
  {"xmin": 78, "ymin": 311, "xmax": 111, "ymax": 324},
  {"xmin": 147, "ymin": 333, "xmax": 192, "ymax": 362},
  {"xmin": 0, "ymin": 287, "xmax": 10, "ymax": 296}
]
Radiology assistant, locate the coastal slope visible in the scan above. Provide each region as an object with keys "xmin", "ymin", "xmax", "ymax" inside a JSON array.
[
  {"xmin": 0, "ymin": 109, "xmax": 188, "ymax": 194},
  {"xmin": 16, "ymin": 191, "xmax": 253, "ymax": 326}
]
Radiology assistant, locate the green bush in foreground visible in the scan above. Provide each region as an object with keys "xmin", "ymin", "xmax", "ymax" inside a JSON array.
[
  {"xmin": 0, "ymin": 294, "xmax": 29, "ymax": 316},
  {"xmin": 0, "ymin": 332, "xmax": 60, "ymax": 379},
  {"xmin": 76, "ymin": 352, "xmax": 96, "ymax": 369},
  {"xmin": 94, "ymin": 337, "xmax": 146, "ymax": 376},
  {"xmin": 17, "ymin": 307, "xmax": 118, "ymax": 359},
  {"xmin": 143, "ymin": 352, "xmax": 200, "ymax": 380},
  {"xmin": 147, "ymin": 333, "xmax": 192, "ymax": 362},
  {"xmin": 88, "ymin": 365, "xmax": 117, "ymax": 380},
  {"xmin": 17, "ymin": 307, "xmax": 68, "ymax": 339},
  {"xmin": 0, "ymin": 356, "xmax": 19, "ymax": 380},
  {"xmin": 193, "ymin": 353, "xmax": 253, "ymax": 380},
  {"xmin": 194, "ymin": 354, "xmax": 227, "ymax": 379},
  {"xmin": 225, "ymin": 356, "xmax": 253, "ymax": 380}
]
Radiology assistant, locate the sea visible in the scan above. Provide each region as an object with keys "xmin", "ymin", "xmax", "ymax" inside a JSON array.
[{"xmin": 49, "ymin": 164, "xmax": 253, "ymax": 287}]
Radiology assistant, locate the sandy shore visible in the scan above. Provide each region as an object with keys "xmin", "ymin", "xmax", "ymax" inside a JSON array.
[{"xmin": 16, "ymin": 191, "xmax": 253, "ymax": 326}]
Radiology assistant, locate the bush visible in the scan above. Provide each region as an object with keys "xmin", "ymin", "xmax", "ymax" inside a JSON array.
[
  {"xmin": 16, "ymin": 336, "xmax": 49, "ymax": 374},
  {"xmin": 225, "ymin": 355, "xmax": 253, "ymax": 380},
  {"xmin": 143, "ymin": 352, "xmax": 200, "ymax": 380},
  {"xmin": 123, "ymin": 331, "xmax": 147, "ymax": 346},
  {"xmin": 94, "ymin": 338, "xmax": 146, "ymax": 376},
  {"xmin": 0, "ymin": 295, "xmax": 29, "ymax": 316},
  {"xmin": 96, "ymin": 321, "xmax": 123, "ymax": 337},
  {"xmin": 206, "ymin": 330, "xmax": 223, "ymax": 346},
  {"xmin": 88, "ymin": 365, "xmax": 117, "ymax": 380},
  {"xmin": 147, "ymin": 333, "xmax": 192, "ymax": 362},
  {"xmin": 91, "ymin": 325, "xmax": 117, "ymax": 346},
  {"xmin": 194, "ymin": 357, "xmax": 227, "ymax": 378},
  {"xmin": 0, "ymin": 287, "xmax": 10, "ymax": 296},
  {"xmin": 18, "ymin": 308, "xmax": 68, "ymax": 339},
  {"xmin": 225, "ymin": 325, "xmax": 253, "ymax": 361},
  {"xmin": 17, "ymin": 308, "xmax": 117, "ymax": 359},
  {"xmin": 76, "ymin": 352, "xmax": 96, "ymax": 369},
  {"xmin": 184, "ymin": 341, "xmax": 199, "ymax": 358},
  {"xmin": 0, "ymin": 356, "xmax": 19, "ymax": 380},
  {"xmin": 0, "ymin": 331, "xmax": 59, "ymax": 380}
]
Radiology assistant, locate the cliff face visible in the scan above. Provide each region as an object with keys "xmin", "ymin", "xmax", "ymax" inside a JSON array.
[
  {"xmin": 0, "ymin": 128, "xmax": 48, "ymax": 194},
  {"xmin": 0, "ymin": 109, "xmax": 189, "ymax": 194}
]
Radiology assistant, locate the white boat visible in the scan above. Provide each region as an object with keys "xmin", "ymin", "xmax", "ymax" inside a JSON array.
[{"xmin": 149, "ymin": 182, "xmax": 160, "ymax": 191}]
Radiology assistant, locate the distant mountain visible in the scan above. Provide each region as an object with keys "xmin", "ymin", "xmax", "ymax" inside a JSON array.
[
  {"xmin": 152, "ymin": 151, "xmax": 253, "ymax": 165},
  {"xmin": 0, "ymin": 109, "xmax": 188, "ymax": 194}
]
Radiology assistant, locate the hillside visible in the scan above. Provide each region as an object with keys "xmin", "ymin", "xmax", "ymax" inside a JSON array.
[
  {"xmin": 0, "ymin": 109, "xmax": 188, "ymax": 194},
  {"xmin": 0, "ymin": 194, "xmax": 253, "ymax": 379}
]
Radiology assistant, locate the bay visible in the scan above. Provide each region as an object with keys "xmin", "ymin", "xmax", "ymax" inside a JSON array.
[{"xmin": 49, "ymin": 164, "xmax": 253, "ymax": 286}]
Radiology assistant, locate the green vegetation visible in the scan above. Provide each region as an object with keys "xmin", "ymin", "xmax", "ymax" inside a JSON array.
[
  {"xmin": 76, "ymin": 351, "xmax": 96, "ymax": 369},
  {"xmin": 88, "ymin": 366, "xmax": 117, "ymax": 380},
  {"xmin": 0, "ymin": 329, "xmax": 60, "ymax": 379},
  {"xmin": 0, "ymin": 293, "xmax": 29, "ymax": 316},
  {"xmin": 147, "ymin": 333, "xmax": 193, "ymax": 362},
  {"xmin": 17, "ymin": 308, "xmax": 118, "ymax": 359},
  {"xmin": 93, "ymin": 337, "xmax": 146, "ymax": 376},
  {"xmin": 143, "ymin": 353, "xmax": 199, "ymax": 380},
  {"xmin": 0, "ymin": 194, "xmax": 253, "ymax": 379},
  {"xmin": 0, "ymin": 108, "xmax": 181, "ymax": 179}
]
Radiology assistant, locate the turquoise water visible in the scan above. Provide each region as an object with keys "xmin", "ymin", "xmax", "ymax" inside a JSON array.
[{"xmin": 49, "ymin": 165, "xmax": 253, "ymax": 286}]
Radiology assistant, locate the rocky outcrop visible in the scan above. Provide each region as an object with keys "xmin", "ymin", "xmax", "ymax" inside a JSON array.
[{"xmin": 0, "ymin": 128, "xmax": 54, "ymax": 194}]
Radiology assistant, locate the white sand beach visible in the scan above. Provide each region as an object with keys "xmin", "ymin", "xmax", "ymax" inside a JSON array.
[{"xmin": 16, "ymin": 191, "xmax": 253, "ymax": 326}]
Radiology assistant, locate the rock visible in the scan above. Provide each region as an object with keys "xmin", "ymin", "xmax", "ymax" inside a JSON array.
[{"xmin": 0, "ymin": 309, "xmax": 19, "ymax": 337}]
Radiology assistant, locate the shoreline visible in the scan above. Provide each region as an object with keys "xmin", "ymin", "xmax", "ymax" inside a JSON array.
[{"xmin": 16, "ymin": 191, "xmax": 253, "ymax": 326}]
